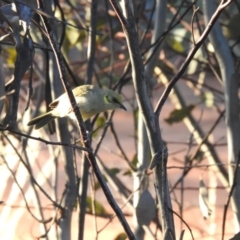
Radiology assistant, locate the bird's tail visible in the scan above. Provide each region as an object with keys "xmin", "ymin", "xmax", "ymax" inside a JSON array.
[{"xmin": 28, "ymin": 111, "xmax": 56, "ymax": 129}]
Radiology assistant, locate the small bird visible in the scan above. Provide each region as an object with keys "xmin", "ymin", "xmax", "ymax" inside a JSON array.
[{"xmin": 28, "ymin": 84, "xmax": 126, "ymax": 129}]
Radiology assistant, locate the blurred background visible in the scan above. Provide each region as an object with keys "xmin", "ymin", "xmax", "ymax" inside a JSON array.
[{"xmin": 0, "ymin": 0, "xmax": 240, "ymax": 239}]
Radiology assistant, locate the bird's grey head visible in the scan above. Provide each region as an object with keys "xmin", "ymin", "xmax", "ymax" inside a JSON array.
[{"xmin": 103, "ymin": 90, "xmax": 127, "ymax": 111}]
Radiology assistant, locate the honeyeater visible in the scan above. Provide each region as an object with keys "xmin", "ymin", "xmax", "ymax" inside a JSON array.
[{"xmin": 27, "ymin": 84, "xmax": 126, "ymax": 129}]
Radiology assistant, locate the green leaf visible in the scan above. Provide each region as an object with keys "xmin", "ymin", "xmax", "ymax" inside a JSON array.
[
  {"xmin": 96, "ymin": 116, "xmax": 106, "ymax": 128},
  {"xmin": 78, "ymin": 30, "xmax": 87, "ymax": 42},
  {"xmin": 86, "ymin": 196, "xmax": 109, "ymax": 217},
  {"xmin": 92, "ymin": 116, "xmax": 106, "ymax": 137},
  {"xmin": 108, "ymin": 167, "xmax": 120, "ymax": 176},
  {"xmin": 94, "ymin": 175, "xmax": 107, "ymax": 190},
  {"xmin": 5, "ymin": 47, "xmax": 17, "ymax": 67},
  {"xmin": 201, "ymin": 91, "xmax": 214, "ymax": 108},
  {"xmin": 113, "ymin": 233, "xmax": 127, "ymax": 240},
  {"xmin": 166, "ymin": 35, "xmax": 184, "ymax": 53},
  {"xmin": 123, "ymin": 169, "xmax": 131, "ymax": 176},
  {"xmin": 164, "ymin": 105, "xmax": 195, "ymax": 125},
  {"xmin": 133, "ymin": 108, "xmax": 139, "ymax": 134},
  {"xmin": 166, "ymin": 28, "xmax": 190, "ymax": 53},
  {"xmin": 131, "ymin": 153, "xmax": 138, "ymax": 167},
  {"xmin": 65, "ymin": 20, "xmax": 80, "ymax": 45},
  {"xmin": 171, "ymin": 39, "xmax": 184, "ymax": 52}
]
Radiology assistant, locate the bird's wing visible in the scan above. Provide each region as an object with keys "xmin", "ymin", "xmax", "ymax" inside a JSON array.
[
  {"xmin": 48, "ymin": 85, "xmax": 97, "ymax": 110},
  {"xmin": 72, "ymin": 85, "xmax": 96, "ymax": 97}
]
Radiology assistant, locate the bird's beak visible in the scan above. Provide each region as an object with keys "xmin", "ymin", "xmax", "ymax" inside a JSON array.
[
  {"xmin": 119, "ymin": 103, "xmax": 127, "ymax": 111},
  {"xmin": 113, "ymin": 97, "xmax": 127, "ymax": 111}
]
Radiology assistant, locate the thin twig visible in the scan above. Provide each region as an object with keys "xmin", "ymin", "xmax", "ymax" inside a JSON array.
[
  {"xmin": 2, "ymin": 154, "xmax": 51, "ymax": 224},
  {"xmin": 0, "ymin": 126, "xmax": 90, "ymax": 152},
  {"xmin": 170, "ymin": 208, "xmax": 194, "ymax": 240},
  {"xmin": 1, "ymin": 131, "xmax": 63, "ymax": 209},
  {"xmin": 191, "ymin": 7, "xmax": 200, "ymax": 46},
  {"xmin": 171, "ymin": 110, "xmax": 225, "ymax": 191}
]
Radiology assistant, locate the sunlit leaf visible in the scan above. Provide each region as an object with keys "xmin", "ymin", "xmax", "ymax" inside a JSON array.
[
  {"xmin": 201, "ymin": 91, "xmax": 214, "ymax": 108},
  {"xmin": 166, "ymin": 35, "xmax": 184, "ymax": 53},
  {"xmin": 171, "ymin": 39, "xmax": 184, "ymax": 52},
  {"xmin": 65, "ymin": 20, "xmax": 80, "ymax": 45},
  {"xmin": 133, "ymin": 108, "xmax": 139, "ymax": 134},
  {"xmin": 166, "ymin": 27, "xmax": 190, "ymax": 53},
  {"xmin": 5, "ymin": 47, "xmax": 16, "ymax": 66},
  {"xmin": 113, "ymin": 232, "xmax": 127, "ymax": 240}
]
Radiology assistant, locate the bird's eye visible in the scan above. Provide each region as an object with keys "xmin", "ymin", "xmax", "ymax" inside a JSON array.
[
  {"xmin": 105, "ymin": 95, "xmax": 120, "ymax": 105},
  {"xmin": 112, "ymin": 97, "xmax": 119, "ymax": 104},
  {"xmin": 105, "ymin": 95, "xmax": 112, "ymax": 103}
]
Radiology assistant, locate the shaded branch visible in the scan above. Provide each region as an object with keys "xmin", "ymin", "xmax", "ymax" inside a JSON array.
[{"xmin": 38, "ymin": 4, "xmax": 135, "ymax": 239}]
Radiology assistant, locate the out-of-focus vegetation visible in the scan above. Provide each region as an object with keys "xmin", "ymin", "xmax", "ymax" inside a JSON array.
[{"xmin": 0, "ymin": 0, "xmax": 240, "ymax": 240}]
